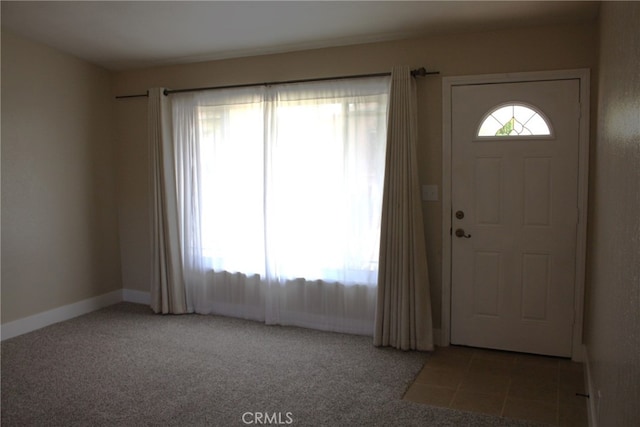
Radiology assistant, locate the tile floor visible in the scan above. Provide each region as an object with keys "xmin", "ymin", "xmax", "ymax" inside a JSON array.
[{"xmin": 403, "ymin": 346, "xmax": 588, "ymax": 426}]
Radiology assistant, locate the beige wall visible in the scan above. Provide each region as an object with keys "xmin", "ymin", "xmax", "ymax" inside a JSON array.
[
  {"xmin": 1, "ymin": 31, "xmax": 122, "ymax": 323},
  {"xmin": 585, "ymin": 2, "xmax": 640, "ymax": 425},
  {"xmin": 114, "ymin": 22, "xmax": 597, "ymax": 329}
]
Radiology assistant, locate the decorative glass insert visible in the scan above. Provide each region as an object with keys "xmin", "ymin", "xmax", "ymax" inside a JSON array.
[{"xmin": 478, "ymin": 103, "xmax": 552, "ymax": 137}]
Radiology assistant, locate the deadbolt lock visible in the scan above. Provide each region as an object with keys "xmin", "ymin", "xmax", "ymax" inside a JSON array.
[{"xmin": 455, "ymin": 210, "xmax": 465, "ymax": 219}]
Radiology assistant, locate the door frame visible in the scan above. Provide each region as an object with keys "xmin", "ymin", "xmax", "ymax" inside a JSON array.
[{"xmin": 441, "ymin": 69, "xmax": 590, "ymax": 361}]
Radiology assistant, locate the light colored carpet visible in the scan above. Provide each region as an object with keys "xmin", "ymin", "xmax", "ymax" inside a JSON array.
[{"xmin": 1, "ymin": 303, "xmax": 545, "ymax": 426}]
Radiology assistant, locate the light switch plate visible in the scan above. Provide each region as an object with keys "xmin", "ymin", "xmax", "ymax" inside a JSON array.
[{"xmin": 422, "ymin": 184, "xmax": 438, "ymax": 201}]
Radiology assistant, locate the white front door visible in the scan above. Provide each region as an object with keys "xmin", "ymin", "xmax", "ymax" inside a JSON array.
[{"xmin": 450, "ymin": 79, "xmax": 581, "ymax": 357}]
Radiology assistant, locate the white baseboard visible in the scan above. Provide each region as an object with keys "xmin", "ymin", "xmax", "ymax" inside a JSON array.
[
  {"xmin": 123, "ymin": 289, "xmax": 151, "ymax": 305},
  {"xmin": 584, "ymin": 345, "xmax": 598, "ymax": 427},
  {"xmin": 1, "ymin": 289, "xmax": 123, "ymax": 341}
]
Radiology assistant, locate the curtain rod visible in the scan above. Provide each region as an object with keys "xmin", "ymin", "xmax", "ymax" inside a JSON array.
[{"xmin": 114, "ymin": 67, "xmax": 439, "ymax": 99}]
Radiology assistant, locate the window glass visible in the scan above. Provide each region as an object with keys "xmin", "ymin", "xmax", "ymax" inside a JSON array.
[{"xmin": 478, "ymin": 104, "xmax": 552, "ymax": 137}]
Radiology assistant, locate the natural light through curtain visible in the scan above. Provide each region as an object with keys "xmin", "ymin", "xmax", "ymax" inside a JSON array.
[{"xmin": 171, "ymin": 78, "xmax": 390, "ymax": 335}]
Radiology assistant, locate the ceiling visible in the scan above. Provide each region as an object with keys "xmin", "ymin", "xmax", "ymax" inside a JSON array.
[{"xmin": 1, "ymin": 1, "xmax": 599, "ymax": 71}]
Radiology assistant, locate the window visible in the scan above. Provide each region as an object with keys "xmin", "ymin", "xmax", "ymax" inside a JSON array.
[
  {"xmin": 477, "ymin": 103, "xmax": 552, "ymax": 137},
  {"xmin": 174, "ymin": 78, "xmax": 390, "ymax": 287}
]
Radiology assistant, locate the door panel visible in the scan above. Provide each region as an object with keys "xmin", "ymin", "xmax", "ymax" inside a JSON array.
[{"xmin": 450, "ymin": 79, "xmax": 580, "ymax": 357}]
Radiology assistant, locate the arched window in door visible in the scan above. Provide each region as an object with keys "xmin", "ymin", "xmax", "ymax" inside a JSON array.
[{"xmin": 477, "ymin": 103, "xmax": 553, "ymax": 137}]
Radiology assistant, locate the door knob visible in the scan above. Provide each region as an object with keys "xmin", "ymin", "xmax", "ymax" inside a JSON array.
[{"xmin": 455, "ymin": 228, "xmax": 471, "ymax": 238}]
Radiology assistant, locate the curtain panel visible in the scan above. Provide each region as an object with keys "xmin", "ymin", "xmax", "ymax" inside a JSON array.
[
  {"xmin": 374, "ymin": 66, "xmax": 434, "ymax": 351},
  {"xmin": 148, "ymin": 88, "xmax": 188, "ymax": 314},
  {"xmin": 169, "ymin": 78, "xmax": 390, "ymax": 335}
]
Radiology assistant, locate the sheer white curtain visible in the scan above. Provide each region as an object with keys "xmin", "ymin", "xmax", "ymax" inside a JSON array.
[{"xmin": 171, "ymin": 78, "xmax": 390, "ymax": 335}]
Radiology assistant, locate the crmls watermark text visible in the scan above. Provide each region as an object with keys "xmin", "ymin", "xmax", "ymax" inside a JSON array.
[{"xmin": 241, "ymin": 412, "xmax": 294, "ymax": 425}]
